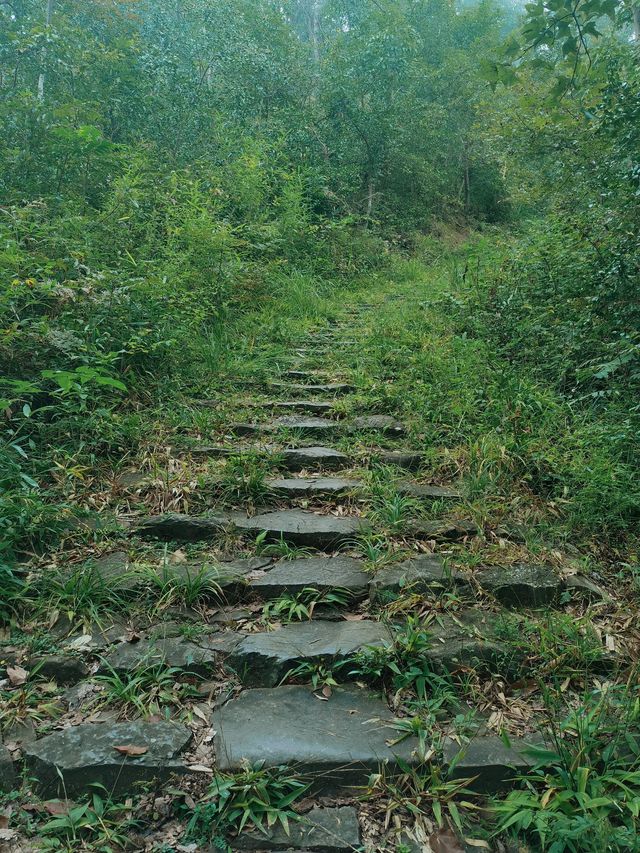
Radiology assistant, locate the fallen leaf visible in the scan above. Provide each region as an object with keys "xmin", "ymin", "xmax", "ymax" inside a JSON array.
[
  {"xmin": 113, "ymin": 745, "xmax": 148, "ymax": 757},
  {"xmin": 126, "ymin": 631, "xmax": 141, "ymax": 644},
  {"xmin": 44, "ymin": 801, "xmax": 70, "ymax": 816},
  {"xmin": 187, "ymin": 764, "xmax": 213, "ymax": 774},
  {"xmin": 6, "ymin": 665, "xmax": 28, "ymax": 686},
  {"xmin": 0, "ymin": 814, "xmax": 8, "ymax": 830},
  {"xmin": 429, "ymin": 828, "xmax": 465, "ymax": 853},
  {"xmin": 322, "ymin": 684, "xmax": 332, "ymax": 698},
  {"xmin": 0, "ymin": 828, "xmax": 17, "ymax": 841}
]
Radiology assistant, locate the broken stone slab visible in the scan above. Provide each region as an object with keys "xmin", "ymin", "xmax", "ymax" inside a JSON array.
[
  {"xmin": 399, "ymin": 483, "xmax": 462, "ymax": 500},
  {"xmin": 25, "ymin": 721, "xmax": 192, "ymax": 798},
  {"xmin": 28, "ymin": 655, "xmax": 89, "ymax": 686},
  {"xmin": 266, "ymin": 477, "xmax": 359, "ymax": 499},
  {"xmin": 565, "ymin": 573, "xmax": 611, "ymax": 602},
  {"xmin": 250, "ymin": 556, "xmax": 370, "ymax": 599},
  {"xmin": 234, "ymin": 805, "xmax": 360, "ymax": 851},
  {"xmin": 375, "ymin": 450, "xmax": 424, "ymax": 471},
  {"xmin": 270, "ymin": 383, "xmax": 354, "ymax": 396},
  {"xmin": 279, "ymin": 447, "xmax": 351, "ymax": 472},
  {"xmin": 443, "ymin": 735, "xmax": 533, "ymax": 793},
  {"xmin": 229, "ymin": 620, "xmax": 391, "ymax": 687},
  {"xmin": 369, "ymin": 555, "xmax": 466, "ymax": 601},
  {"xmin": 152, "ymin": 556, "xmax": 272, "ymax": 600},
  {"xmin": 232, "ymin": 510, "xmax": 368, "ymax": 550},
  {"xmin": 406, "ymin": 518, "xmax": 478, "ymax": 541},
  {"xmin": 351, "ymin": 415, "xmax": 406, "ymax": 436},
  {"xmin": 213, "ymin": 685, "xmax": 419, "ymax": 793},
  {"xmin": 0, "ymin": 741, "xmax": 17, "ymax": 792},
  {"xmin": 135, "ymin": 513, "xmax": 229, "ymax": 542},
  {"xmin": 478, "ymin": 564, "xmax": 563, "ymax": 607},
  {"xmin": 100, "ymin": 634, "xmax": 242, "ymax": 677}
]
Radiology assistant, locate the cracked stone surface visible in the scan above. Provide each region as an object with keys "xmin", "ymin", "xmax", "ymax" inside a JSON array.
[
  {"xmin": 267, "ymin": 477, "xmax": 359, "ymax": 498},
  {"xmin": 478, "ymin": 563, "xmax": 563, "ymax": 607},
  {"xmin": 250, "ymin": 556, "xmax": 370, "ymax": 599},
  {"xmin": 25, "ymin": 721, "xmax": 192, "ymax": 797},
  {"xmin": 369, "ymin": 554, "xmax": 465, "ymax": 600},
  {"xmin": 443, "ymin": 735, "xmax": 533, "ymax": 792},
  {"xmin": 235, "ymin": 806, "xmax": 361, "ymax": 851},
  {"xmin": 229, "ymin": 620, "xmax": 391, "ymax": 686},
  {"xmin": 425, "ymin": 611, "xmax": 508, "ymax": 673},
  {"xmin": 279, "ymin": 447, "xmax": 351, "ymax": 471},
  {"xmin": 232, "ymin": 510, "xmax": 367, "ymax": 549},
  {"xmin": 136, "ymin": 513, "xmax": 229, "ymax": 541},
  {"xmin": 213, "ymin": 685, "xmax": 419, "ymax": 792}
]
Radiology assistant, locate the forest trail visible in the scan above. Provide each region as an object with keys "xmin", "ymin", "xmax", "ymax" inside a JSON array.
[{"xmin": 8, "ymin": 277, "xmax": 626, "ymax": 852}]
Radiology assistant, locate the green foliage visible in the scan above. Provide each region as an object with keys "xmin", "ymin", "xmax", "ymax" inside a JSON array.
[
  {"xmin": 94, "ymin": 659, "xmax": 199, "ymax": 717},
  {"xmin": 38, "ymin": 786, "xmax": 141, "ymax": 851},
  {"xmin": 493, "ymin": 679, "xmax": 640, "ymax": 851},
  {"xmin": 262, "ymin": 587, "xmax": 352, "ymax": 623},
  {"xmin": 180, "ymin": 764, "xmax": 307, "ymax": 844}
]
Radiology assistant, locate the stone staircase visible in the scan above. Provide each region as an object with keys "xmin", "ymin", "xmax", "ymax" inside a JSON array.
[{"xmin": 20, "ymin": 306, "xmax": 573, "ymax": 851}]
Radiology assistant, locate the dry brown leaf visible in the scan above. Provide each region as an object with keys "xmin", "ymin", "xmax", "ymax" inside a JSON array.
[
  {"xmin": 44, "ymin": 801, "xmax": 70, "ymax": 816},
  {"xmin": 187, "ymin": 764, "xmax": 213, "ymax": 774},
  {"xmin": 6, "ymin": 665, "xmax": 28, "ymax": 686},
  {"xmin": 322, "ymin": 684, "xmax": 332, "ymax": 698},
  {"xmin": 429, "ymin": 828, "xmax": 465, "ymax": 852},
  {"xmin": 113, "ymin": 744, "xmax": 148, "ymax": 757}
]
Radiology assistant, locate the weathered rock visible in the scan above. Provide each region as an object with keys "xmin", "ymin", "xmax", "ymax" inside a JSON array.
[
  {"xmin": 101, "ymin": 635, "xmax": 241, "ymax": 677},
  {"xmin": 118, "ymin": 470, "xmax": 151, "ymax": 490},
  {"xmin": 232, "ymin": 510, "xmax": 367, "ymax": 550},
  {"xmin": 228, "ymin": 423, "xmax": 271, "ymax": 437},
  {"xmin": 369, "ymin": 555, "xmax": 465, "ymax": 601},
  {"xmin": 213, "ymin": 686, "xmax": 419, "ymax": 792},
  {"xmin": 135, "ymin": 513, "xmax": 229, "ymax": 542},
  {"xmin": 250, "ymin": 556, "xmax": 369, "ymax": 599},
  {"xmin": 229, "ymin": 620, "xmax": 391, "ymax": 687},
  {"xmin": 425, "ymin": 611, "xmax": 508, "ymax": 674},
  {"xmin": 271, "ymin": 383, "xmax": 354, "ymax": 396},
  {"xmin": 94, "ymin": 551, "xmax": 131, "ymax": 584},
  {"xmin": 234, "ymin": 806, "xmax": 360, "ymax": 851},
  {"xmin": 399, "ymin": 483, "xmax": 462, "ymax": 500},
  {"xmin": 29, "ymin": 655, "xmax": 89, "ymax": 686},
  {"xmin": 478, "ymin": 564, "xmax": 563, "ymax": 607},
  {"xmin": 154, "ymin": 556, "xmax": 272, "ymax": 600},
  {"xmin": 407, "ymin": 518, "xmax": 478, "ymax": 541},
  {"xmin": 443, "ymin": 735, "xmax": 532, "ymax": 793},
  {"xmin": 25, "ymin": 721, "xmax": 192, "ymax": 797},
  {"xmin": 565, "ymin": 573, "xmax": 611, "ymax": 602},
  {"xmin": 0, "ymin": 742, "xmax": 17, "ymax": 792},
  {"xmin": 351, "ymin": 416, "xmax": 405, "ymax": 436},
  {"xmin": 279, "ymin": 447, "xmax": 350, "ymax": 472},
  {"xmin": 267, "ymin": 477, "xmax": 358, "ymax": 499},
  {"xmin": 376, "ymin": 450, "xmax": 424, "ymax": 471}
]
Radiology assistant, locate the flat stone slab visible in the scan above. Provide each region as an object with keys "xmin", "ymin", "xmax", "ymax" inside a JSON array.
[
  {"xmin": 229, "ymin": 620, "xmax": 391, "ymax": 687},
  {"xmin": 154, "ymin": 556, "xmax": 272, "ymax": 599},
  {"xmin": 400, "ymin": 483, "xmax": 462, "ymax": 500},
  {"xmin": 213, "ymin": 686, "xmax": 418, "ymax": 792},
  {"xmin": 406, "ymin": 518, "xmax": 478, "ymax": 541},
  {"xmin": 136, "ymin": 513, "xmax": 229, "ymax": 541},
  {"xmin": 273, "ymin": 417, "xmax": 342, "ymax": 436},
  {"xmin": 250, "ymin": 556, "xmax": 370, "ymax": 599},
  {"xmin": 25, "ymin": 721, "xmax": 192, "ymax": 797},
  {"xmin": 267, "ymin": 477, "xmax": 358, "ymax": 499},
  {"xmin": 101, "ymin": 635, "xmax": 242, "ymax": 677},
  {"xmin": 232, "ymin": 510, "xmax": 367, "ymax": 550},
  {"xmin": 369, "ymin": 555, "xmax": 465, "ymax": 601},
  {"xmin": 443, "ymin": 735, "xmax": 532, "ymax": 793},
  {"xmin": 235, "ymin": 806, "xmax": 360, "ymax": 851},
  {"xmin": 478, "ymin": 564, "xmax": 563, "ymax": 607},
  {"xmin": 271, "ymin": 383, "xmax": 354, "ymax": 396},
  {"xmin": 376, "ymin": 450, "xmax": 424, "ymax": 471},
  {"xmin": 269, "ymin": 401, "xmax": 337, "ymax": 416},
  {"xmin": 279, "ymin": 447, "xmax": 351, "ymax": 472},
  {"xmin": 94, "ymin": 551, "xmax": 132, "ymax": 584}
]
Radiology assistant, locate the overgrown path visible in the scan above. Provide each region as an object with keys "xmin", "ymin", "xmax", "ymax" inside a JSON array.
[{"xmin": 2, "ymin": 274, "xmax": 635, "ymax": 851}]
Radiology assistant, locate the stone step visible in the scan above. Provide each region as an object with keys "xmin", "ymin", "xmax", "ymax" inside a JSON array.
[
  {"xmin": 249, "ymin": 556, "xmax": 370, "ymax": 599},
  {"xmin": 352, "ymin": 415, "xmax": 406, "ymax": 436},
  {"xmin": 267, "ymin": 477, "xmax": 357, "ymax": 499},
  {"xmin": 228, "ymin": 620, "xmax": 391, "ymax": 687},
  {"xmin": 376, "ymin": 450, "xmax": 424, "ymax": 471},
  {"xmin": 235, "ymin": 805, "xmax": 360, "ymax": 851},
  {"xmin": 101, "ymin": 633, "xmax": 242, "ymax": 677},
  {"xmin": 232, "ymin": 509, "xmax": 367, "ymax": 550},
  {"xmin": 269, "ymin": 382, "xmax": 354, "ymax": 396},
  {"xmin": 279, "ymin": 446, "xmax": 351, "ymax": 472},
  {"xmin": 212, "ymin": 685, "xmax": 418, "ymax": 793},
  {"xmin": 267, "ymin": 401, "xmax": 339, "ymax": 416},
  {"xmin": 229, "ymin": 417, "xmax": 341, "ymax": 439},
  {"xmin": 25, "ymin": 721, "xmax": 192, "ymax": 798}
]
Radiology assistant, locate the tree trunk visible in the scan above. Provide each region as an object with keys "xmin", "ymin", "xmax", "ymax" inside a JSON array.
[{"xmin": 37, "ymin": 0, "xmax": 54, "ymax": 101}]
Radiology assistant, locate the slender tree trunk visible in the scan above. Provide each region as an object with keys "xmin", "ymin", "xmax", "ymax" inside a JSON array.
[{"xmin": 37, "ymin": 0, "xmax": 54, "ymax": 101}]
